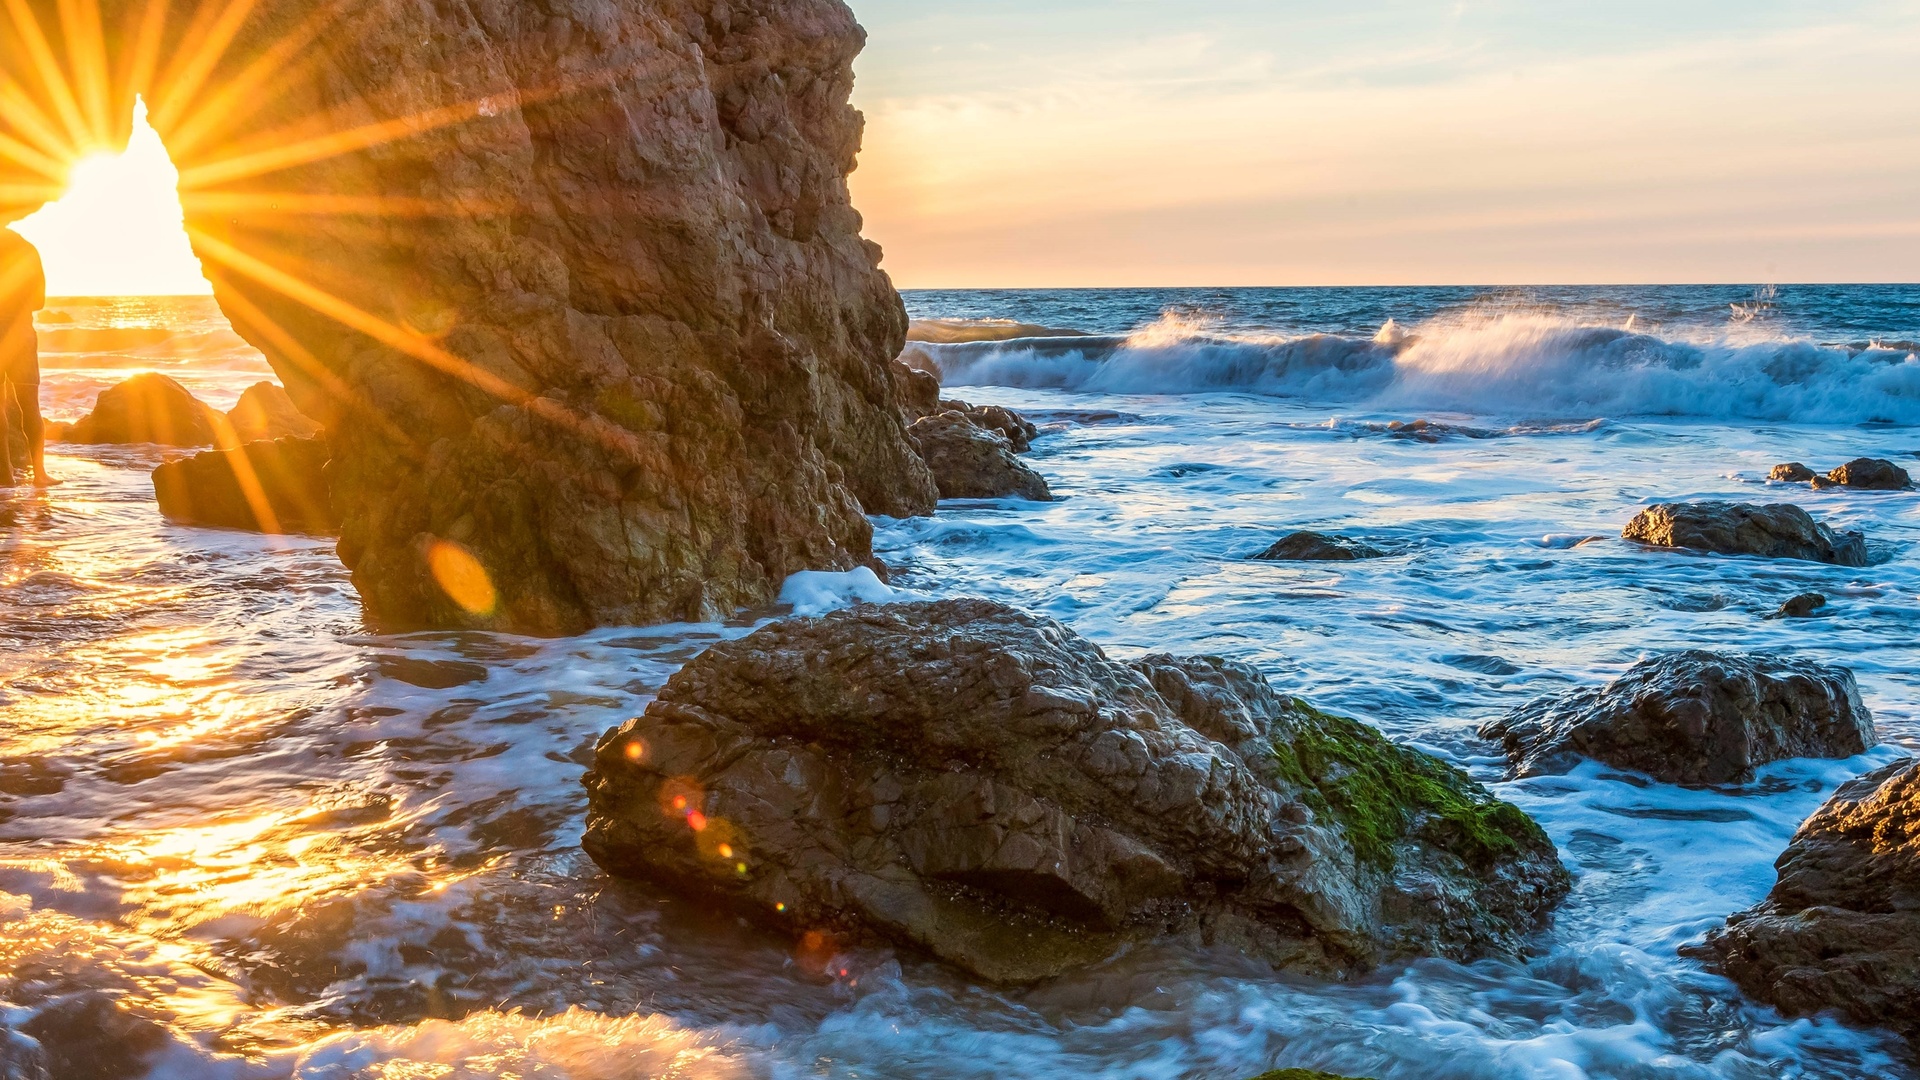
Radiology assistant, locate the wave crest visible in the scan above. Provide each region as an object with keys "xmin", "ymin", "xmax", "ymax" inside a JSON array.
[{"xmin": 918, "ymin": 312, "xmax": 1920, "ymax": 425}]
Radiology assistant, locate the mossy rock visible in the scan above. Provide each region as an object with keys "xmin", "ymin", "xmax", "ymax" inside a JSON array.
[
  {"xmin": 1271, "ymin": 700, "xmax": 1553, "ymax": 873},
  {"xmin": 1249, "ymin": 1069, "xmax": 1370, "ymax": 1080}
]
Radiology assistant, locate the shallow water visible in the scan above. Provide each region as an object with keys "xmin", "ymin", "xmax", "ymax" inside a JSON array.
[{"xmin": 3, "ymin": 287, "xmax": 1918, "ymax": 1079}]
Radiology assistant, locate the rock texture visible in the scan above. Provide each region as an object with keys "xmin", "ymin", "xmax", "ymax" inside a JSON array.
[
  {"xmin": 226, "ymin": 382, "xmax": 321, "ymax": 443},
  {"xmin": 1253, "ymin": 532, "xmax": 1386, "ymax": 562},
  {"xmin": 584, "ymin": 600, "xmax": 1568, "ymax": 984},
  {"xmin": 909, "ymin": 411, "xmax": 1052, "ymax": 501},
  {"xmin": 62, "ymin": 374, "xmax": 221, "ymax": 447},
  {"xmin": 939, "ymin": 399, "xmax": 1038, "ymax": 453},
  {"xmin": 1622, "ymin": 502, "xmax": 1867, "ymax": 567},
  {"xmin": 152, "ymin": 437, "xmax": 336, "ymax": 535},
  {"xmin": 1828, "ymin": 458, "xmax": 1912, "ymax": 491},
  {"xmin": 1691, "ymin": 757, "xmax": 1920, "ymax": 1045},
  {"xmin": 1770, "ymin": 463, "xmax": 1818, "ymax": 484},
  {"xmin": 1481, "ymin": 651, "xmax": 1875, "ymax": 786},
  {"xmin": 2, "ymin": 0, "xmax": 937, "ymax": 633}
]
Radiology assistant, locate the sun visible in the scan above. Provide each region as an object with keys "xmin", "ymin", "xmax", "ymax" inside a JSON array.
[{"xmin": 8, "ymin": 98, "xmax": 213, "ymax": 298}]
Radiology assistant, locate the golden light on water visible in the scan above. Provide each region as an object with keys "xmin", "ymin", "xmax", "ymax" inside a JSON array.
[{"xmin": 427, "ymin": 538, "xmax": 497, "ymax": 616}]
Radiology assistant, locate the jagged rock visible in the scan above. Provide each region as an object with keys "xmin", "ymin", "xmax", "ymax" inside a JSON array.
[
  {"xmin": 1480, "ymin": 651, "xmax": 1875, "ymax": 786},
  {"xmin": 1690, "ymin": 758, "xmax": 1920, "ymax": 1045},
  {"xmin": 1253, "ymin": 532, "xmax": 1386, "ymax": 562},
  {"xmin": 61, "ymin": 374, "xmax": 221, "ymax": 447},
  {"xmin": 909, "ymin": 412, "xmax": 1052, "ymax": 501},
  {"xmin": 152, "ymin": 437, "xmax": 335, "ymax": 535},
  {"xmin": 1770, "ymin": 463, "xmax": 1818, "ymax": 483},
  {"xmin": 939, "ymin": 399, "xmax": 1038, "ymax": 452},
  {"xmin": 226, "ymin": 382, "xmax": 321, "ymax": 442},
  {"xmin": 1622, "ymin": 502, "xmax": 1867, "ymax": 567},
  {"xmin": 2, "ymin": 0, "xmax": 937, "ymax": 633},
  {"xmin": 891, "ymin": 360, "xmax": 942, "ymax": 422},
  {"xmin": 584, "ymin": 600, "xmax": 1568, "ymax": 984},
  {"xmin": 1828, "ymin": 458, "xmax": 1912, "ymax": 490},
  {"xmin": 1767, "ymin": 593, "xmax": 1828, "ymax": 620}
]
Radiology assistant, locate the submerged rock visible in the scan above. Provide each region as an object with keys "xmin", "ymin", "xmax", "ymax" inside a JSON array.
[
  {"xmin": 909, "ymin": 412, "xmax": 1053, "ymax": 501},
  {"xmin": 62, "ymin": 374, "xmax": 221, "ymax": 447},
  {"xmin": 226, "ymin": 382, "xmax": 321, "ymax": 443},
  {"xmin": 1253, "ymin": 532, "xmax": 1387, "ymax": 562},
  {"xmin": 584, "ymin": 600, "xmax": 1568, "ymax": 984},
  {"xmin": 1770, "ymin": 463, "xmax": 1818, "ymax": 483},
  {"xmin": 1691, "ymin": 757, "xmax": 1920, "ymax": 1045},
  {"xmin": 1622, "ymin": 502, "xmax": 1867, "ymax": 567},
  {"xmin": 1766, "ymin": 593, "xmax": 1828, "ymax": 620},
  {"xmin": 152, "ymin": 437, "xmax": 335, "ymax": 535},
  {"xmin": 1827, "ymin": 457, "xmax": 1912, "ymax": 491},
  {"xmin": 1481, "ymin": 651, "xmax": 1875, "ymax": 786}
]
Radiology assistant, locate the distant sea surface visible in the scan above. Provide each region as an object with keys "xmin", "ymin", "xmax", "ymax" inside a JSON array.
[{"xmin": 2, "ymin": 285, "xmax": 1917, "ymax": 1079}]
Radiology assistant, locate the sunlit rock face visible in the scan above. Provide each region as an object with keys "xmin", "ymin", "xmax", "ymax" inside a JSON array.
[{"xmin": 0, "ymin": 0, "xmax": 935, "ymax": 633}]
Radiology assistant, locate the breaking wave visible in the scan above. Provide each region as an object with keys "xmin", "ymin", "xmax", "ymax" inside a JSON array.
[{"xmin": 918, "ymin": 313, "xmax": 1920, "ymax": 425}]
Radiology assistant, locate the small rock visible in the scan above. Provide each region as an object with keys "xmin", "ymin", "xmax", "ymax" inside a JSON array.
[
  {"xmin": 908, "ymin": 411, "xmax": 1052, "ymax": 501},
  {"xmin": 1689, "ymin": 757, "xmax": 1920, "ymax": 1045},
  {"xmin": 939, "ymin": 400, "xmax": 1038, "ymax": 453},
  {"xmin": 1622, "ymin": 502, "xmax": 1867, "ymax": 567},
  {"xmin": 1252, "ymin": 532, "xmax": 1387, "ymax": 562},
  {"xmin": 1766, "ymin": 593, "xmax": 1827, "ymax": 620},
  {"xmin": 1770, "ymin": 463, "xmax": 1818, "ymax": 483},
  {"xmin": 62, "ymin": 374, "xmax": 223, "ymax": 446},
  {"xmin": 226, "ymin": 382, "xmax": 321, "ymax": 442},
  {"xmin": 1827, "ymin": 457, "xmax": 1912, "ymax": 491},
  {"xmin": 1480, "ymin": 651, "xmax": 1875, "ymax": 786},
  {"xmin": 151, "ymin": 436, "xmax": 335, "ymax": 535}
]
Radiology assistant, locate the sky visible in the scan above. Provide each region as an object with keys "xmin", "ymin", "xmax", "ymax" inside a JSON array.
[{"xmin": 848, "ymin": 0, "xmax": 1920, "ymax": 287}]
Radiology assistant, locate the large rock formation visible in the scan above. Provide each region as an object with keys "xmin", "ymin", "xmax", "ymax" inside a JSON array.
[
  {"xmin": 1827, "ymin": 457, "xmax": 1913, "ymax": 491},
  {"xmin": 62, "ymin": 374, "xmax": 222, "ymax": 447},
  {"xmin": 1690, "ymin": 758, "xmax": 1920, "ymax": 1045},
  {"xmin": 1, "ymin": 0, "xmax": 936, "ymax": 633},
  {"xmin": 1481, "ymin": 652, "xmax": 1875, "ymax": 786},
  {"xmin": 152, "ymin": 436, "xmax": 336, "ymax": 535},
  {"xmin": 584, "ymin": 600, "xmax": 1568, "ymax": 984},
  {"xmin": 1623, "ymin": 502, "xmax": 1867, "ymax": 567}
]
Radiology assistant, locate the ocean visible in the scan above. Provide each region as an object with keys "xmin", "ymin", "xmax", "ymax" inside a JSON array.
[{"xmin": 2, "ymin": 285, "xmax": 1917, "ymax": 1078}]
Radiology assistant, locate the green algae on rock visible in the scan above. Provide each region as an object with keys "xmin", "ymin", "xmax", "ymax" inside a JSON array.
[{"xmin": 585, "ymin": 599, "xmax": 1569, "ymax": 984}]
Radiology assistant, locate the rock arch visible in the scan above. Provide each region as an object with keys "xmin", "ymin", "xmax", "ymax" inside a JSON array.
[{"xmin": 1, "ymin": 0, "xmax": 934, "ymax": 633}]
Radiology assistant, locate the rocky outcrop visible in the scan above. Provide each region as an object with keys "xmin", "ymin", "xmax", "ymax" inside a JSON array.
[
  {"xmin": 3, "ymin": 0, "xmax": 937, "ymax": 633},
  {"xmin": 1828, "ymin": 458, "xmax": 1912, "ymax": 490},
  {"xmin": 1690, "ymin": 758, "xmax": 1920, "ymax": 1045},
  {"xmin": 939, "ymin": 399, "xmax": 1038, "ymax": 453},
  {"xmin": 1622, "ymin": 502, "xmax": 1867, "ymax": 567},
  {"xmin": 226, "ymin": 382, "xmax": 321, "ymax": 443},
  {"xmin": 1770, "ymin": 463, "xmax": 1818, "ymax": 484},
  {"xmin": 909, "ymin": 412, "xmax": 1053, "ymax": 501},
  {"xmin": 152, "ymin": 437, "xmax": 336, "ymax": 535},
  {"xmin": 1253, "ymin": 532, "xmax": 1386, "ymax": 562},
  {"xmin": 890, "ymin": 360, "xmax": 942, "ymax": 422},
  {"xmin": 62, "ymin": 374, "xmax": 221, "ymax": 447},
  {"xmin": 584, "ymin": 600, "xmax": 1568, "ymax": 984},
  {"xmin": 1480, "ymin": 651, "xmax": 1875, "ymax": 786}
]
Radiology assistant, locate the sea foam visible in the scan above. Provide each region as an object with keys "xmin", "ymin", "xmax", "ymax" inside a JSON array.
[{"xmin": 922, "ymin": 312, "xmax": 1920, "ymax": 425}]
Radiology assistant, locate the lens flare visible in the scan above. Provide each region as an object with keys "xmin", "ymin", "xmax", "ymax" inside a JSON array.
[{"xmin": 425, "ymin": 538, "xmax": 496, "ymax": 616}]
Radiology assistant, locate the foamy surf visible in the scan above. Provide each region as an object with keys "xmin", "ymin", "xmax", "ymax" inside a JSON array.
[{"xmin": 919, "ymin": 310, "xmax": 1920, "ymax": 426}]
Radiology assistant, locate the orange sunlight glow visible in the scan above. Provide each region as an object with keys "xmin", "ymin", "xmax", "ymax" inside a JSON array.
[{"xmin": 10, "ymin": 97, "xmax": 211, "ymax": 296}]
